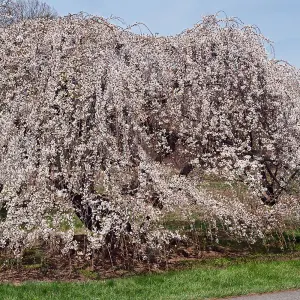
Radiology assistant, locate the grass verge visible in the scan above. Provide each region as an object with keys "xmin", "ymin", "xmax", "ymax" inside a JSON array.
[{"xmin": 1, "ymin": 257, "xmax": 300, "ymax": 299}]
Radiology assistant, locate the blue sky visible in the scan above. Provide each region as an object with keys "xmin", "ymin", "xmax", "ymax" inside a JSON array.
[{"xmin": 46, "ymin": 0, "xmax": 300, "ymax": 68}]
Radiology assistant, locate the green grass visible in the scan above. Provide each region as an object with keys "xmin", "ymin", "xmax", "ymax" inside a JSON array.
[{"xmin": 2, "ymin": 258, "xmax": 300, "ymax": 299}]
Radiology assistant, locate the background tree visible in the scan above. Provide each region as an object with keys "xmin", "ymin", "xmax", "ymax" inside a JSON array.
[{"xmin": 0, "ymin": 0, "xmax": 57, "ymax": 26}]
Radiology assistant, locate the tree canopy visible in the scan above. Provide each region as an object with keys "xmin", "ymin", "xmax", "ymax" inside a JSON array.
[{"xmin": 0, "ymin": 14, "xmax": 299, "ymax": 256}]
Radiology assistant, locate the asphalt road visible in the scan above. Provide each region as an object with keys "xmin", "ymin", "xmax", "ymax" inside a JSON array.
[{"xmin": 226, "ymin": 289, "xmax": 300, "ymax": 300}]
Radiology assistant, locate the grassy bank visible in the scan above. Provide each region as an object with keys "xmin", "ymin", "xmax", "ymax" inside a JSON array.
[{"xmin": 1, "ymin": 256, "xmax": 300, "ymax": 299}]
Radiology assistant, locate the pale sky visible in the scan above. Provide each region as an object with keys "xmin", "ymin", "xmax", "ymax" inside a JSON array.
[{"xmin": 46, "ymin": 0, "xmax": 300, "ymax": 68}]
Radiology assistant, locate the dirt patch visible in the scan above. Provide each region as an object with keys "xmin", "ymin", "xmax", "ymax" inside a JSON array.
[
  {"xmin": 0, "ymin": 246, "xmax": 239, "ymax": 283},
  {"xmin": 1, "ymin": 240, "xmax": 300, "ymax": 284}
]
